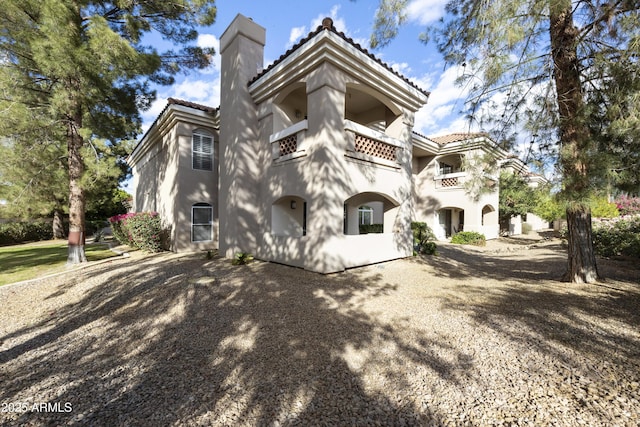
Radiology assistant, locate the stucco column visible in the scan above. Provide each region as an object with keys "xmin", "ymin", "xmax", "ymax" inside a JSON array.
[
  {"xmin": 304, "ymin": 63, "xmax": 348, "ymax": 273},
  {"xmin": 219, "ymin": 15, "xmax": 266, "ymax": 257},
  {"xmin": 395, "ymin": 110, "xmax": 416, "ymax": 255}
]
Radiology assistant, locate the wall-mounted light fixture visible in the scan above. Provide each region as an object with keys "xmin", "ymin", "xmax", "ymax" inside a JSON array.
[{"xmin": 290, "ymin": 200, "xmax": 297, "ymax": 209}]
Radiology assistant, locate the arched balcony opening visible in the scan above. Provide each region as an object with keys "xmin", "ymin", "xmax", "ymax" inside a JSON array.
[
  {"xmin": 271, "ymin": 83, "xmax": 308, "ymax": 161},
  {"xmin": 344, "ymin": 84, "xmax": 401, "ymax": 135},
  {"xmin": 435, "ymin": 154, "xmax": 465, "ymax": 189},
  {"xmin": 343, "ymin": 192, "xmax": 400, "ymax": 236},
  {"xmin": 273, "ymin": 83, "xmax": 307, "ymax": 134}
]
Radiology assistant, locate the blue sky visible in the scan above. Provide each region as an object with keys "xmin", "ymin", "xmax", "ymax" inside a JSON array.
[{"xmin": 140, "ymin": 0, "xmax": 473, "ymax": 139}]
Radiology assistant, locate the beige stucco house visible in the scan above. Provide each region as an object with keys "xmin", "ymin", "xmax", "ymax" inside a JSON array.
[
  {"xmin": 129, "ymin": 14, "xmax": 509, "ymax": 273},
  {"xmin": 501, "ymin": 156, "xmax": 550, "ymax": 234}
]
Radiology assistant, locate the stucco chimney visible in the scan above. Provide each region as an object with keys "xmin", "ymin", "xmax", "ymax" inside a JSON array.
[{"xmin": 219, "ymin": 15, "xmax": 266, "ymax": 257}]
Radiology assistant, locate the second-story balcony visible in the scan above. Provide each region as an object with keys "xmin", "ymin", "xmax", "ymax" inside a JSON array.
[
  {"xmin": 344, "ymin": 120, "xmax": 402, "ymax": 170},
  {"xmin": 434, "ymin": 172, "xmax": 466, "ymax": 189},
  {"xmin": 270, "ymin": 120, "xmax": 308, "ymax": 163}
]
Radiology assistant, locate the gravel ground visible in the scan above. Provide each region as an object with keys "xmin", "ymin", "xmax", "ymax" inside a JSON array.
[{"xmin": 1, "ymin": 234, "xmax": 639, "ymax": 426}]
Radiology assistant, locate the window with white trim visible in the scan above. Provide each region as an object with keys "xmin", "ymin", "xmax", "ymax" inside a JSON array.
[
  {"xmin": 192, "ymin": 203, "xmax": 213, "ymax": 242},
  {"xmin": 358, "ymin": 205, "xmax": 373, "ymax": 225},
  {"xmin": 439, "ymin": 161, "xmax": 453, "ymax": 175},
  {"xmin": 192, "ymin": 130, "xmax": 213, "ymax": 170}
]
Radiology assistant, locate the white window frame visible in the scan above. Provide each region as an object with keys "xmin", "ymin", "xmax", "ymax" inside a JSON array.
[
  {"xmin": 358, "ymin": 205, "xmax": 373, "ymax": 225},
  {"xmin": 192, "ymin": 130, "xmax": 213, "ymax": 171},
  {"xmin": 192, "ymin": 203, "xmax": 213, "ymax": 242}
]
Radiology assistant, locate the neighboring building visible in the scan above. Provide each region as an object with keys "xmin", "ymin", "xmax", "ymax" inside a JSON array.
[
  {"xmin": 412, "ymin": 133, "xmax": 503, "ymax": 240},
  {"xmin": 500, "ymin": 156, "xmax": 550, "ymax": 234},
  {"xmin": 129, "ymin": 14, "xmax": 516, "ymax": 273}
]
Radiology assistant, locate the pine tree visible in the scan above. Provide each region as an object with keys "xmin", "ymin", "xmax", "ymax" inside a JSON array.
[
  {"xmin": 372, "ymin": 0, "xmax": 640, "ymax": 283},
  {"xmin": 0, "ymin": 1, "xmax": 216, "ymax": 263}
]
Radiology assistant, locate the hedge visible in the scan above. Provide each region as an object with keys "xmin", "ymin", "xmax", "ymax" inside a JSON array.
[
  {"xmin": 108, "ymin": 212, "xmax": 166, "ymax": 252},
  {"xmin": 451, "ymin": 231, "xmax": 486, "ymax": 246},
  {"xmin": 592, "ymin": 216, "xmax": 640, "ymax": 258},
  {"xmin": 359, "ymin": 223, "xmax": 383, "ymax": 234},
  {"xmin": 0, "ymin": 221, "xmax": 53, "ymax": 246}
]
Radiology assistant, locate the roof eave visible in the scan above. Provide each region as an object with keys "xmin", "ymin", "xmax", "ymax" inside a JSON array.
[
  {"xmin": 128, "ymin": 104, "xmax": 218, "ymax": 166},
  {"xmin": 249, "ymin": 30, "xmax": 429, "ymax": 112}
]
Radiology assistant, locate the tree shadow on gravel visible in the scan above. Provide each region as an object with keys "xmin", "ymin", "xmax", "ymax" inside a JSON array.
[
  {"xmin": 418, "ymin": 240, "xmax": 640, "ymax": 285},
  {"xmin": 424, "ymin": 241, "xmax": 640, "ymax": 421},
  {"xmin": 414, "ymin": 241, "xmax": 569, "ymax": 283},
  {"xmin": 0, "ymin": 253, "xmax": 469, "ymax": 426}
]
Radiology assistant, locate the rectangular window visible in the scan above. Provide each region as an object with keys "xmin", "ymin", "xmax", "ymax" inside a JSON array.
[
  {"xmin": 358, "ymin": 207, "xmax": 373, "ymax": 225},
  {"xmin": 193, "ymin": 133, "xmax": 213, "ymax": 170},
  {"xmin": 439, "ymin": 162, "xmax": 453, "ymax": 175},
  {"xmin": 192, "ymin": 205, "xmax": 213, "ymax": 242}
]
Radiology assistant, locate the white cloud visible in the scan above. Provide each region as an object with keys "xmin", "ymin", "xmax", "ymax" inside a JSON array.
[
  {"xmin": 197, "ymin": 33, "xmax": 218, "ymax": 48},
  {"xmin": 390, "ymin": 61, "xmax": 411, "ymax": 75},
  {"xmin": 197, "ymin": 33, "xmax": 221, "ymax": 72},
  {"xmin": 288, "ymin": 26, "xmax": 307, "ymax": 46},
  {"xmin": 411, "ymin": 65, "xmax": 477, "ymax": 136},
  {"xmin": 139, "ymin": 73, "xmax": 221, "ymax": 137},
  {"xmin": 406, "ymin": 0, "xmax": 448, "ymax": 26},
  {"xmin": 307, "ymin": 5, "xmax": 368, "ymax": 48}
]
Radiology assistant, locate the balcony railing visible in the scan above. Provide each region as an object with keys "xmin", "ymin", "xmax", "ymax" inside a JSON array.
[
  {"xmin": 344, "ymin": 120, "xmax": 402, "ymax": 169},
  {"xmin": 270, "ymin": 120, "xmax": 308, "ymax": 162},
  {"xmin": 434, "ymin": 172, "xmax": 466, "ymax": 189}
]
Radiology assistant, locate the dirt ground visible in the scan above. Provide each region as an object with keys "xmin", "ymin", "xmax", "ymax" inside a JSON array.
[{"xmin": 1, "ymin": 233, "xmax": 639, "ymax": 426}]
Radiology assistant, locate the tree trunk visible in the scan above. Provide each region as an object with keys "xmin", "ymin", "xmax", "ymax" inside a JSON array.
[
  {"xmin": 562, "ymin": 205, "xmax": 599, "ymax": 283},
  {"xmin": 550, "ymin": 0, "xmax": 600, "ymax": 282},
  {"xmin": 67, "ymin": 112, "xmax": 86, "ymax": 264},
  {"xmin": 52, "ymin": 208, "xmax": 65, "ymax": 239}
]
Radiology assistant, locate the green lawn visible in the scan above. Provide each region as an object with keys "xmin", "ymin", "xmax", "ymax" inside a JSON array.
[{"xmin": 0, "ymin": 240, "xmax": 119, "ymax": 286}]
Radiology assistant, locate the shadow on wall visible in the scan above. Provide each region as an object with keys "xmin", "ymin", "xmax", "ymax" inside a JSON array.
[{"xmin": 259, "ymin": 77, "xmax": 414, "ymax": 273}]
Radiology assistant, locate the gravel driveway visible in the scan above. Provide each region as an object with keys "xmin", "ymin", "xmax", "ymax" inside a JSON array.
[{"xmin": 1, "ymin": 235, "xmax": 639, "ymax": 426}]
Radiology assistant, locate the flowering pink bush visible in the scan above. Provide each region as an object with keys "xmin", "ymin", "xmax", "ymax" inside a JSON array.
[
  {"xmin": 615, "ymin": 195, "xmax": 640, "ymax": 216},
  {"xmin": 108, "ymin": 212, "xmax": 164, "ymax": 252}
]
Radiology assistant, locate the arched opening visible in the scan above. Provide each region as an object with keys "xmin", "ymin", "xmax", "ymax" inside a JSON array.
[
  {"xmin": 482, "ymin": 204, "xmax": 496, "ymax": 226},
  {"xmin": 273, "ymin": 83, "xmax": 307, "ymax": 134},
  {"xmin": 271, "ymin": 196, "xmax": 307, "ymax": 237},
  {"xmin": 343, "ymin": 192, "xmax": 399, "ymax": 235},
  {"xmin": 437, "ymin": 154, "xmax": 464, "ymax": 175},
  {"xmin": 345, "ymin": 84, "xmax": 402, "ymax": 136}
]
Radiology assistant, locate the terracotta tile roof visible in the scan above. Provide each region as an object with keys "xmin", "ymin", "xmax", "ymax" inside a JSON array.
[
  {"xmin": 167, "ymin": 98, "xmax": 218, "ymax": 114},
  {"xmin": 248, "ymin": 18, "xmax": 430, "ymax": 97},
  {"xmin": 428, "ymin": 133, "xmax": 489, "ymax": 146}
]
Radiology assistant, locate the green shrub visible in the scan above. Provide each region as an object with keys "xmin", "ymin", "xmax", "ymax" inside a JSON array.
[
  {"xmin": 108, "ymin": 212, "xmax": 166, "ymax": 252},
  {"xmin": 592, "ymin": 217, "xmax": 640, "ymax": 258},
  {"xmin": 411, "ymin": 221, "xmax": 437, "ymax": 255},
  {"xmin": 421, "ymin": 241, "xmax": 438, "ymax": 255},
  {"xmin": 590, "ymin": 196, "xmax": 619, "ymax": 218},
  {"xmin": 125, "ymin": 212, "xmax": 163, "ymax": 252},
  {"xmin": 522, "ymin": 223, "xmax": 532, "ymax": 235},
  {"xmin": 359, "ymin": 223, "xmax": 383, "ymax": 234},
  {"xmin": 232, "ymin": 252, "xmax": 254, "ymax": 265},
  {"xmin": 451, "ymin": 231, "xmax": 486, "ymax": 246},
  {"xmin": 0, "ymin": 221, "xmax": 53, "ymax": 245}
]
